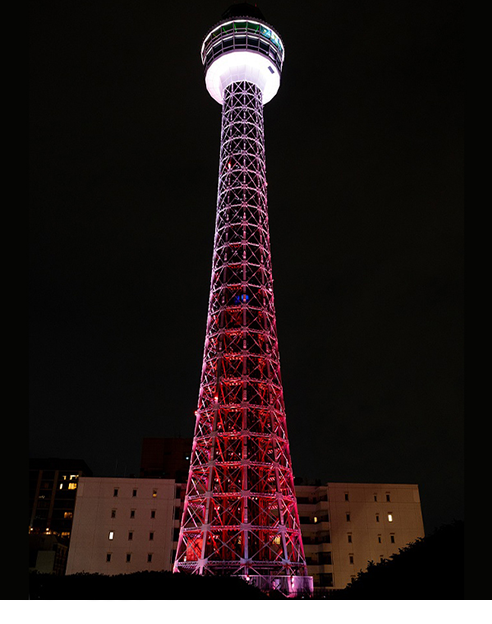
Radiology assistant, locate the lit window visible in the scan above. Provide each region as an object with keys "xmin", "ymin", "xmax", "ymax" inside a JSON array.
[
  {"xmin": 68, "ymin": 483, "xmax": 77, "ymax": 490},
  {"xmin": 108, "ymin": 531, "xmax": 114, "ymax": 540},
  {"xmin": 59, "ymin": 484, "xmax": 63, "ymax": 490},
  {"xmin": 152, "ymin": 490, "xmax": 157, "ymax": 498},
  {"xmin": 70, "ymin": 474, "xmax": 79, "ymax": 480},
  {"xmin": 313, "ymin": 516, "xmax": 318, "ymax": 523},
  {"xmin": 388, "ymin": 513, "xmax": 393, "ymax": 522},
  {"xmin": 64, "ymin": 512, "xmax": 73, "ymax": 519},
  {"xmin": 273, "ymin": 535, "xmax": 281, "ymax": 545}
]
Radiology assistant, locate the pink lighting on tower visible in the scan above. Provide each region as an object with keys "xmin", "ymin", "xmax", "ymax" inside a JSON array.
[{"xmin": 173, "ymin": 4, "xmax": 312, "ymax": 597}]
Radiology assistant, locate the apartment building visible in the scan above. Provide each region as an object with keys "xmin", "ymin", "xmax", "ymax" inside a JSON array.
[
  {"xmin": 65, "ymin": 477, "xmax": 179, "ymax": 575},
  {"xmin": 297, "ymin": 482, "xmax": 425, "ymax": 591},
  {"xmin": 65, "ymin": 475, "xmax": 424, "ymax": 593}
]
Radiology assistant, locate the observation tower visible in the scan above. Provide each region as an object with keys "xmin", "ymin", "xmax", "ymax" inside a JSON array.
[{"xmin": 173, "ymin": 4, "xmax": 312, "ymax": 597}]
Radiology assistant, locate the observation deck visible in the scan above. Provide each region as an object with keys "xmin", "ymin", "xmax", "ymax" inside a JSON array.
[{"xmin": 202, "ymin": 14, "xmax": 285, "ymax": 105}]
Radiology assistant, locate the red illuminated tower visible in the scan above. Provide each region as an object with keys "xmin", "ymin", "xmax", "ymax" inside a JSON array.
[{"xmin": 173, "ymin": 4, "xmax": 312, "ymax": 596}]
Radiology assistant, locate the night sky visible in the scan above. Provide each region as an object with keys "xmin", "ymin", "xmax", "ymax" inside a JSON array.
[{"xmin": 29, "ymin": 0, "xmax": 464, "ymax": 534}]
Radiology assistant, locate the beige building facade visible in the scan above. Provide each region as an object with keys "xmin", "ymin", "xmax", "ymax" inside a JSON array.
[
  {"xmin": 297, "ymin": 482, "xmax": 425, "ymax": 591},
  {"xmin": 66, "ymin": 477, "xmax": 179, "ymax": 575},
  {"xmin": 66, "ymin": 477, "xmax": 424, "ymax": 592}
]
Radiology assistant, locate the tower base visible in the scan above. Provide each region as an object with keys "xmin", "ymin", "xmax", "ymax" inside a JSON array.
[{"xmin": 244, "ymin": 574, "xmax": 313, "ymax": 598}]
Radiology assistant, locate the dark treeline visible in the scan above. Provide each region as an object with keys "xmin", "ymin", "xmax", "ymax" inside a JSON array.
[
  {"xmin": 29, "ymin": 522, "xmax": 464, "ymax": 600},
  {"xmin": 29, "ymin": 569, "xmax": 277, "ymax": 600},
  {"xmin": 331, "ymin": 520, "xmax": 464, "ymax": 600}
]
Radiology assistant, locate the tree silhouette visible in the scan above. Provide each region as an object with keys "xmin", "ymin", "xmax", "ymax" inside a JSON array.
[
  {"xmin": 333, "ymin": 521, "xmax": 464, "ymax": 599},
  {"xmin": 28, "ymin": 569, "xmax": 283, "ymax": 600}
]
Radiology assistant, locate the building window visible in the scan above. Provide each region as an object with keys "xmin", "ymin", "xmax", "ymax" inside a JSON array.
[
  {"xmin": 147, "ymin": 553, "xmax": 153, "ymax": 563},
  {"xmin": 64, "ymin": 512, "xmax": 73, "ymax": 519},
  {"xmin": 388, "ymin": 513, "xmax": 393, "ymax": 522},
  {"xmin": 106, "ymin": 553, "xmax": 112, "ymax": 562},
  {"xmin": 68, "ymin": 483, "xmax": 77, "ymax": 490},
  {"xmin": 111, "ymin": 509, "xmax": 116, "ymax": 518},
  {"xmin": 319, "ymin": 573, "xmax": 333, "ymax": 587},
  {"xmin": 318, "ymin": 551, "xmax": 332, "ymax": 565},
  {"xmin": 130, "ymin": 509, "xmax": 135, "ymax": 519},
  {"xmin": 151, "ymin": 510, "xmax": 156, "ymax": 519},
  {"xmin": 126, "ymin": 553, "xmax": 131, "ymax": 563},
  {"xmin": 374, "ymin": 494, "xmax": 378, "ymax": 502},
  {"xmin": 152, "ymin": 490, "xmax": 157, "ymax": 498},
  {"xmin": 108, "ymin": 531, "xmax": 114, "ymax": 540},
  {"xmin": 376, "ymin": 514, "xmax": 380, "ymax": 522},
  {"xmin": 149, "ymin": 532, "xmax": 154, "ymax": 541},
  {"xmin": 346, "ymin": 513, "xmax": 351, "ymax": 522},
  {"xmin": 390, "ymin": 534, "xmax": 395, "ymax": 543},
  {"xmin": 386, "ymin": 493, "xmax": 391, "ymax": 502},
  {"xmin": 113, "ymin": 488, "xmax": 119, "ymax": 497},
  {"xmin": 344, "ymin": 493, "xmax": 349, "ymax": 501},
  {"xmin": 349, "ymin": 554, "xmax": 354, "ymax": 565},
  {"xmin": 378, "ymin": 535, "xmax": 382, "ymax": 543},
  {"xmin": 128, "ymin": 531, "xmax": 133, "ymax": 540},
  {"xmin": 132, "ymin": 489, "xmax": 137, "ymax": 497},
  {"xmin": 347, "ymin": 534, "xmax": 352, "ymax": 543},
  {"xmin": 313, "ymin": 516, "xmax": 318, "ymax": 524}
]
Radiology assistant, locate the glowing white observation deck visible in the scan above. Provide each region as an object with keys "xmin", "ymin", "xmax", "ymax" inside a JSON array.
[{"xmin": 202, "ymin": 16, "xmax": 285, "ymax": 105}]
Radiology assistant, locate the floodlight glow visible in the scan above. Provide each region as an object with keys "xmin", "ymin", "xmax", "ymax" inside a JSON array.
[{"xmin": 205, "ymin": 50, "xmax": 280, "ymax": 104}]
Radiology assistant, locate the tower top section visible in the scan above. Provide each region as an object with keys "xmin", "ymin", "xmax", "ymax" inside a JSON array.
[{"xmin": 202, "ymin": 5, "xmax": 284, "ymax": 105}]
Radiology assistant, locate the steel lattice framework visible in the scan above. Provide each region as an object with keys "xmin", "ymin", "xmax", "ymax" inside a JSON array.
[{"xmin": 173, "ymin": 8, "xmax": 312, "ymax": 596}]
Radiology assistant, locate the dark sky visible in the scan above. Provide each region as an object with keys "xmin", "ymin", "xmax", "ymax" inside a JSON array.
[{"xmin": 29, "ymin": 0, "xmax": 464, "ymax": 533}]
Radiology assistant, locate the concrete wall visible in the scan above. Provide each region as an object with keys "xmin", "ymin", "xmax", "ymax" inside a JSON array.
[
  {"xmin": 297, "ymin": 482, "xmax": 425, "ymax": 591},
  {"xmin": 66, "ymin": 477, "xmax": 424, "ymax": 590},
  {"xmin": 66, "ymin": 477, "xmax": 177, "ymax": 575}
]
